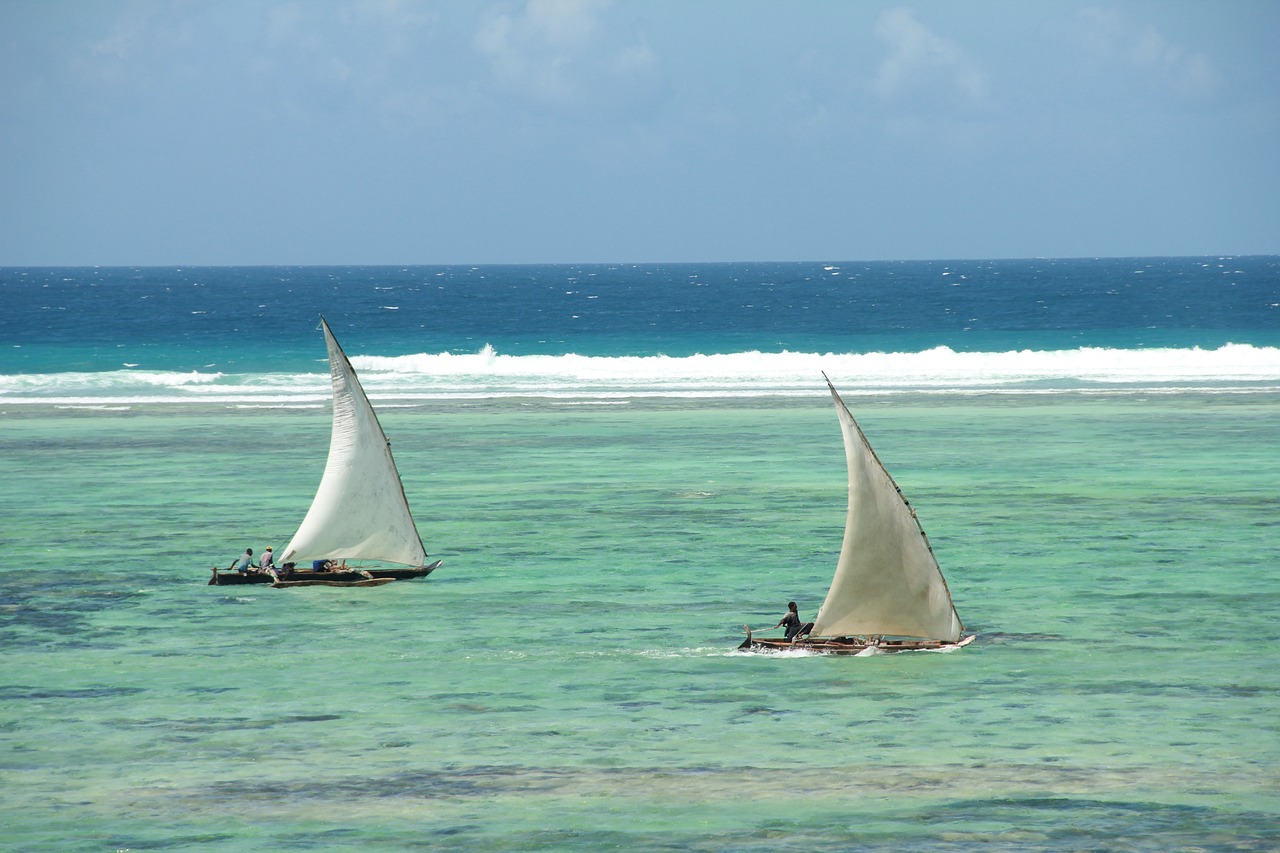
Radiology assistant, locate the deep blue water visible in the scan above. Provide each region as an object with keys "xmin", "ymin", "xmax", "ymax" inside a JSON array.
[{"xmin": 3, "ymin": 257, "xmax": 1278, "ymax": 374}]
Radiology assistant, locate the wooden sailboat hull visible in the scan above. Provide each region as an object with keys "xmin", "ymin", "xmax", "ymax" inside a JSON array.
[
  {"xmin": 272, "ymin": 577, "xmax": 395, "ymax": 588},
  {"xmin": 739, "ymin": 633, "xmax": 975, "ymax": 655},
  {"xmin": 208, "ymin": 559, "xmax": 442, "ymax": 586},
  {"xmin": 366, "ymin": 559, "xmax": 443, "ymax": 579}
]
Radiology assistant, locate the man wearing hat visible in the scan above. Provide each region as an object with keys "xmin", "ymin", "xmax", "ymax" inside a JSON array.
[{"xmin": 260, "ymin": 546, "xmax": 277, "ymax": 580}]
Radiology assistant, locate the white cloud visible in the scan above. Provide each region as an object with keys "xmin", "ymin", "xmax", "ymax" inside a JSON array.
[
  {"xmin": 871, "ymin": 8, "xmax": 990, "ymax": 110},
  {"xmin": 473, "ymin": 0, "xmax": 655, "ymax": 108},
  {"xmin": 474, "ymin": 0, "xmax": 608, "ymax": 103},
  {"xmin": 522, "ymin": 0, "xmax": 607, "ymax": 47},
  {"xmin": 612, "ymin": 35, "xmax": 656, "ymax": 77},
  {"xmin": 1077, "ymin": 8, "xmax": 1220, "ymax": 101}
]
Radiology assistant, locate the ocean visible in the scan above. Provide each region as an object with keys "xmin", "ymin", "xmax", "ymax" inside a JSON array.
[{"xmin": 2, "ymin": 258, "xmax": 1278, "ymax": 851}]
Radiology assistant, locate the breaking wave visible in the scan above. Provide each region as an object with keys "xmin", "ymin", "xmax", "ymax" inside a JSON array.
[{"xmin": 3, "ymin": 344, "xmax": 1280, "ymax": 406}]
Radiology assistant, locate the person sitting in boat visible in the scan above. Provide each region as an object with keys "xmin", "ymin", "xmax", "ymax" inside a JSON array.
[
  {"xmin": 260, "ymin": 546, "xmax": 279, "ymax": 580},
  {"xmin": 229, "ymin": 547, "xmax": 254, "ymax": 574},
  {"xmin": 773, "ymin": 602, "xmax": 814, "ymax": 642}
]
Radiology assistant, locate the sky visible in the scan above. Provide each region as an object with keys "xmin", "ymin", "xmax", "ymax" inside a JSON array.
[{"xmin": 1, "ymin": 0, "xmax": 1278, "ymax": 266}]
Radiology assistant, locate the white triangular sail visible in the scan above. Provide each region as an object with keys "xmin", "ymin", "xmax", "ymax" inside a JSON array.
[
  {"xmin": 281, "ymin": 318, "xmax": 427, "ymax": 568},
  {"xmin": 810, "ymin": 376, "xmax": 962, "ymax": 642}
]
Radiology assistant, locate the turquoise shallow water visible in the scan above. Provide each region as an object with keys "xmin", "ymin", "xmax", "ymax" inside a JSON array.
[{"xmin": 2, "ymin": 393, "xmax": 1278, "ymax": 851}]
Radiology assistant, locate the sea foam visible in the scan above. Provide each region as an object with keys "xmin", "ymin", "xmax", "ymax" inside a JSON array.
[{"xmin": 2, "ymin": 344, "xmax": 1278, "ymax": 405}]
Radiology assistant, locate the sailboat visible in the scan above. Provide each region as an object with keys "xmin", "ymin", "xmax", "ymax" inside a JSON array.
[
  {"xmin": 739, "ymin": 375, "xmax": 972, "ymax": 653},
  {"xmin": 210, "ymin": 317, "xmax": 442, "ymax": 588}
]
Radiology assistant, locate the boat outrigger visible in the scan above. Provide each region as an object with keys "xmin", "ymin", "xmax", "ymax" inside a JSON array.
[
  {"xmin": 210, "ymin": 317, "xmax": 441, "ymax": 589},
  {"xmin": 740, "ymin": 375, "xmax": 972, "ymax": 654}
]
